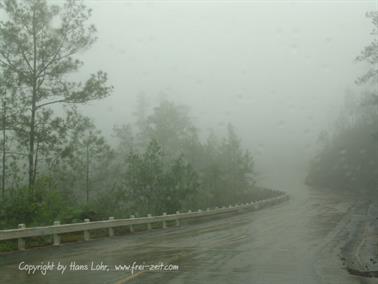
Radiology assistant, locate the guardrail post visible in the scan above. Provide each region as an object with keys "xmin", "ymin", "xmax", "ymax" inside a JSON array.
[
  {"xmin": 175, "ymin": 211, "xmax": 180, "ymax": 226},
  {"xmin": 147, "ymin": 214, "xmax": 152, "ymax": 230},
  {"xmin": 162, "ymin": 213, "xmax": 167, "ymax": 229},
  {"xmin": 130, "ymin": 215, "xmax": 135, "ymax": 233},
  {"xmin": 206, "ymin": 208, "xmax": 210, "ymax": 211},
  {"xmin": 17, "ymin": 224, "xmax": 25, "ymax": 250},
  {"xmin": 53, "ymin": 221, "xmax": 61, "ymax": 246},
  {"xmin": 108, "ymin": 217, "xmax": 114, "ymax": 237},
  {"xmin": 236, "ymin": 204, "xmax": 242, "ymax": 213},
  {"xmin": 83, "ymin": 219, "xmax": 90, "ymax": 241},
  {"xmin": 198, "ymin": 209, "xmax": 202, "ymax": 213}
]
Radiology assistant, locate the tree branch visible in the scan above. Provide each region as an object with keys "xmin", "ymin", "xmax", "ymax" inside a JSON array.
[
  {"xmin": 0, "ymin": 53, "xmax": 27, "ymax": 77},
  {"xmin": 36, "ymin": 99, "xmax": 66, "ymax": 109},
  {"xmin": 20, "ymin": 50, "xmax": 33, "ymax": 73}
]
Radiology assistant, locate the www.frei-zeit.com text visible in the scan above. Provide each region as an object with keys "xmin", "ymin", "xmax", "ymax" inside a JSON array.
[{"xmin": 18, "ymin": 261, "xmax": 179, "ymax": 275}]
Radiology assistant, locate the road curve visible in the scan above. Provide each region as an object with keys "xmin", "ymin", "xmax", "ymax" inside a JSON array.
[{"xmin": 0, "ymin": 186, "xmax": 376, "ymax": 284}]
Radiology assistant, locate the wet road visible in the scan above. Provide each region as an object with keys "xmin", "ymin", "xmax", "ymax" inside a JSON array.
[{"xmin": 0, "ymin": 186, "xmax": 376, "ymax": 284}]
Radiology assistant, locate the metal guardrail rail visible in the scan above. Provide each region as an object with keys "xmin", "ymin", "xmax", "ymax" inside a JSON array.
[{"xmin": 0, "ymin": 193, "xmax": 289, "ymax": 250}]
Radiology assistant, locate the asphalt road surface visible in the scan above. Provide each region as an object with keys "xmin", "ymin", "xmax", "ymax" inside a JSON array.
[{"xmin": 0, "ymin": 186, "xmax": 377, "ymax": 284}]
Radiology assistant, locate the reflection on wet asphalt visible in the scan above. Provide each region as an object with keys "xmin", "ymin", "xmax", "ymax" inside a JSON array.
[{"xmin": 0, "ymin": 186, "xmax": 375, "ymax": 284}]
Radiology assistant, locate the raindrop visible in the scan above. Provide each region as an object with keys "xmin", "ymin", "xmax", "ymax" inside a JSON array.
[{"xmin": 277, "ymin": 120, "xmax": 285, "ymax": 127}]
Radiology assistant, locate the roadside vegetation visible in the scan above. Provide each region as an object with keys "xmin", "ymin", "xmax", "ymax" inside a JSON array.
[
  {"xmin": 306, "ymin": 12, "xmax": 378, "ymax": 194},
  {"xmin": 0, "ymin": 0, "xmax": 274, "ymax": 234}
]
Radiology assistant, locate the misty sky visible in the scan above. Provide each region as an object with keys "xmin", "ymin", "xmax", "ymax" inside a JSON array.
[{"xmin": 75, "ymin": 0, "xmax": 376, "ymax": 190}]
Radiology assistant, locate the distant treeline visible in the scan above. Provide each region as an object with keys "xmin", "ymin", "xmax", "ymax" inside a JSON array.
[
  {"xmin": 306, "ymin": 11, "xmax": 378, "ymax": 193},
  {"xmin": 306, "ymin": 99, "xmax": 378, "ymax": 193},
  {"xmin": 0, "ymin": 97, "xmax": 270, "ymax": 229}
]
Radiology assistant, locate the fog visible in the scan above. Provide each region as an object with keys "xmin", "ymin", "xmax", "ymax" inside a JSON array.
[
  {"xmin": 1, "ymin": 2, "xmax": 378, "ymax": 282},
  {"xmin": 73, "ymin": 0, "xmax": 375, "ymax": 192}
]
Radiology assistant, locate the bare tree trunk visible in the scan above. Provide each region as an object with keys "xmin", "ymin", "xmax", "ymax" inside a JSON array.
[
  {"xmin": 29, "ymin": 105, "xmax": 36, "ymax": 189},
  {"xmin": 33, "ymin": 139, "xmax": 39, "ymax": 183},
  {"xmin": 29, "ymin": 9, "xmax": 37, "ymax": 190},
  {"xmin": 1, "ymin": 100, "xmax": 6, "ymax": 199},
  {"xmin": 86, "ymin": 142, "xmax": 90, "ymax": 204}
]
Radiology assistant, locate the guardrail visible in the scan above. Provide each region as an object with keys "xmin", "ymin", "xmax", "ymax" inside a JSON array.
[{"xmin": 0, "ymin": 193, "xmax": 289, "ymax": 250}]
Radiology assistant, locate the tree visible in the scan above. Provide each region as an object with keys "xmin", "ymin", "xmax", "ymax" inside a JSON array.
[
  {"xmin": 82, "ymin": 129, "xmax": 113, "ymax": 204},
  {"xmin": 0, "ymin": 75, "xmax": 25, "ymax": 197},
  {"xmin": 133, "ymin": 93, "xmax": 150, "ymax": 149},
  {"xmin": 212, "ymin": 124, "xmax": 255, "ymax": 204},
  {"xmin": 49, "ymin": 113, "xmax": 113, "ymax": 203},
  {"xmin": 0, "ymin": 99, "xmax": 7, "ymax": 198},
  {"xmin": 145, "ymin": 100, "xmax": 198, "ymax": 157},
  {"xmin": 162, "ymin": 155, "xmax": 199, "ymax": 213},
  {"xmin": 0, "ymin": 0, "xmax": 112, "ymax": 189},
  {"xmin": 123, "ymin": 139, "xmax": 165, "ymax": 215},
  {"xmin": 123, "ymin": 140, "xmax": 199, "ymax": 215},
  {"xmin": 356, "ymin": 11, "xmax": 378, "ymax": 140},
  {"xmin": 356, "ymin": 12, "xmax": 378, "ymax": 90},
  {"xmin": 307, "ymin": 12, "xmax": 378, "ymax": 193},
  {"xmin": 113, "ymin": 124, "xmax": 135, "ymax": 155}
]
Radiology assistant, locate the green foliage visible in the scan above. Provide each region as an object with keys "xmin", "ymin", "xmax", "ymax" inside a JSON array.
[
  {"xmin": 356, "ymin": 11, "xmax": 378, "ymax": 86},
  {"xmin": 0, "ymin": 0, "xmax": 262, "ymax": 230},
  {"xmin": 164, "ymin": 156, "xmax": 199, "ymax": 211},
  {"xmin": 122, "ymin": 140, "xmax": 199, "ymax": 215},
  {"xmin": 307, "ymin": 122, "xmax": 378, "ymax": 192},
  {"xmin": 49, "ymin": 112, "xmax": 113, "ymax": 203},
  {"xmin": 307, "ymin": 93, "xmax": 378, "ymax": 193},
  {"xmin": 0, "ymin": 97, "xmax": 263, "ymax": 233},
  {"xmin": 87, "ymin": 187, "xmax": 127, "ymax": 219},
  {"xmin": 113, "ymin": 100, "xmax": 257, "ymax": 214},
  {"xmin": 145, "ymin": 101, "xmax": 198, "ymax": 156},
  {"xmin": 0, "ymin": 176, "xmax": 72, "ymax": 229},
  {"xmin": 308, "ymin": 12, "xmax": 378, "ymax": 193},
  {"xmin": 0, "ymin": 0, "xmax": 112, "ymax": 187},
  {"xmin": 197, "ymin": 124, "xmax": 255, "ymax": 207}
]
